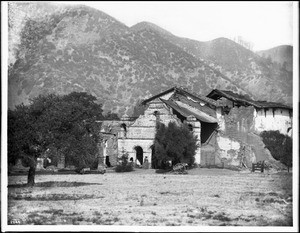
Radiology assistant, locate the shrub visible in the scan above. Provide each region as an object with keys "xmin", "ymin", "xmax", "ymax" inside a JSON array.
[
  {"xmin": 260, "ymin": 130, "xmax": 292, "ymax": 172},
  {"xmin": 115, "ymin": 152, "xmax": 133, "ymax": 172},
  {"xmin": 153, "ymin": 122, "xmax": 199, "ymax": 169}
]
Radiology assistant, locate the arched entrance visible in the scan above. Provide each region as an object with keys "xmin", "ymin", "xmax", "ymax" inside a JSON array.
[{"xmin": 135, "ymin": 146, "xmax": 143, "ymax": 165}]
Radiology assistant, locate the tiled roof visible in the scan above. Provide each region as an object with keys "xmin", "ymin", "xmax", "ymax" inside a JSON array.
[
  {"xmin": 207, "ymin": 89, "xmax": 292, "ymax": 110},
  {"xmin": 173, "ymin": 94, "xmax": 217, "ymax": 117},
  {"xmin": 160, "ymin": 98, "xmax": 218, "ymax": 123}
]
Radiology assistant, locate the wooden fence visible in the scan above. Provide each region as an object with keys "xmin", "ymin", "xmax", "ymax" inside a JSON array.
[{"xmin": 252, "ymin": 161, "xmax": 265, "ymax": 173}]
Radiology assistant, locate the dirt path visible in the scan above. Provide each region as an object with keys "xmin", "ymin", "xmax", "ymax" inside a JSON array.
[{"xmin": 7, "ymin": 168, "xmax": 292, "ymax": 226}]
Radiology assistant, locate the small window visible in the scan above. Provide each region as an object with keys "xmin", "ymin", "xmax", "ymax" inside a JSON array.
[
  {"xmin": 120, "ymin": 123, "xmax": 127, "ymax": 137},
  {"xmin": 154, "ymin": 111, "xmax": 159, "ymax": 116},
  {"xmin": 188, "ymin": 124, "xmax": 193, "ymax": 131},
  {"xmin": 120, "ymin": 123, "xmax": 127, "ymax": 131}
]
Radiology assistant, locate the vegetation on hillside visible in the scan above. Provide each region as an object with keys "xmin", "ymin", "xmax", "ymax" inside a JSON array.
[{"xmin": 9, "ymin": 2, "xmax": 287, "ymax": 117}]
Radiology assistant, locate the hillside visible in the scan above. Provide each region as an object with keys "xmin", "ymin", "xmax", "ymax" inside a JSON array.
[
  {"xmin": 131, "ymin": 22, "xmax": 293, "ymax": 104},
  {"xmin": 257, "ymin": 45, "xmax": 293, "ymax": 72},
  {"xmin": 8, "ymin": 2, "xmax": 293, "ymax": 116}
]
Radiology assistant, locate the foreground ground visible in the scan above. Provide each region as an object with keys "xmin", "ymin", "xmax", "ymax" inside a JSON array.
[{"xmin": 7, "ymin": 168, "xmax": 293, "ymax": 226}]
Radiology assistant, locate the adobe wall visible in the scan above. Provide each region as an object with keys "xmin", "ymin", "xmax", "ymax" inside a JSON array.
[{"xmin": 214, "ymin": 105, "xmax": 291, "ymax": 168}]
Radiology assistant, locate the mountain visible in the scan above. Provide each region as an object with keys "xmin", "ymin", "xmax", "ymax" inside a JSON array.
[
  {"xmin": 8, "ymin": 2, "xmax": 293, "ymax": 116},
  {"xmin": 257, "ymin": 45, "xmax": 293, "ymax": 72},
  {"xmin": 131, "ymin": 22, "xmax": 293, "ymax": 104}
]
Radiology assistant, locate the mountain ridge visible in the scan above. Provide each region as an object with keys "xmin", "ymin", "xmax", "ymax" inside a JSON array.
[
  {"xmin": 257, "ymin": 45, "xmax": 293, "ymax": 72},
  {"xmin": 8, "ymin": 2, "xmax": 293, "ymax": 116}
]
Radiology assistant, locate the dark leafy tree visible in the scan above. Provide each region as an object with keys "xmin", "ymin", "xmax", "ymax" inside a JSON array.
[
  {"xmin": 8, "ymin": 92, "xmax": 104, "ymax": 186},
  {"xmin": 260, "ymin": 130, "xmax": 293, "ymax": 172},
  {"xmin": 153, "ymin": 122, "xmax": 199, "ymax": 169},
  {"xmin": 8, "ymin": 104, "xmax": 43, "ymax": 185}
]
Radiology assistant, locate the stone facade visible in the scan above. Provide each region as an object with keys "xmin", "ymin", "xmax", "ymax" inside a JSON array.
[{"xmin": 117, "ymin": 99, "xmax": 201, "ymax": 168}]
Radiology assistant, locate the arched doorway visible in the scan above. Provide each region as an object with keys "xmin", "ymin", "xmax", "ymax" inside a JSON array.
[{"xmin": 135, "ymin": 146, "xmax": 143, "ymax": 165}]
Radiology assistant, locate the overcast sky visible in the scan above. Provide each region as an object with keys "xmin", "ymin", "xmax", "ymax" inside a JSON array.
[{"xmin": 56, "ymin": 1, "xmax": 294, "ymax": 51}]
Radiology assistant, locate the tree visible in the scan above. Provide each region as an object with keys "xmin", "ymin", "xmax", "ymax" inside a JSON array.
[
  {"xmin": 8, "ymin": 105, "xmax": 43, "ymax": 186},
  {"xmin": 8, "ymin": 92, "xmax": 104, "ymax": 186},
  {"xmin": 153, "ymin": 122, "xmax": 199, "ymax": 169},
  {"xmin": 260, "ymin": 130, "xmax": 293, "ymax": 172}
]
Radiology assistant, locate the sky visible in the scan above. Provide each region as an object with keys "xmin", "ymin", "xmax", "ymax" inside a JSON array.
[{"xmin": 56, "ymin": 1, "xmax": 295, "ymax": 51}]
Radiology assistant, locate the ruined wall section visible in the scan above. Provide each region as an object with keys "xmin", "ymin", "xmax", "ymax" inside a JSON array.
[
  {"xmin": 200, "ymin": 133, "xmax": 217, "ymax": 167},
  {"xmin": 214, "ymin": 105, "xmax": 289, "ymax": 168},
  {"xmin": 99, "ymin": 120, "xmax": 133, "ymax": 167}
]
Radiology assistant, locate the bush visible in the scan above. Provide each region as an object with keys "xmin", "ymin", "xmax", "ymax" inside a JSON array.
[
  {"xmin": 153, "ymin": 122, "xmax": 199, "ymax": 169},
  {"xmin": 260, "ymin": 130, "xmax": 292, "ymax": 171},
  {"xmin": 115, "ymin": 152, "xmax": 134, "ymax": 172}
]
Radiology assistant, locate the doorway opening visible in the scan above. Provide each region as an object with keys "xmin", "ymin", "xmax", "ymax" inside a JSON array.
[
  {"xmin": 105, "ymin": 156, "xmax": 111, "ymax": 167},
  {"xmin": 135, "ymin": 146, "xmax": 143, "ymax": 165}
]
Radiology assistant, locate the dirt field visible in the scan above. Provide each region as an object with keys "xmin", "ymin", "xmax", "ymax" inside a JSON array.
[{"xmin": 7, "ymin": 168, "xmax": 293, "ymax": 227}]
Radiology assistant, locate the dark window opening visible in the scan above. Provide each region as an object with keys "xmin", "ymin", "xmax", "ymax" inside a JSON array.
[
  {"xmin": 188, "ymin": 124, "xmax": 193, "ymax": 131},
  {"xmin": 105, "ymin": 156, "xmax": 111, "ymax": 167},
  {"xmin": 201, "ymin": 122, "xmax": 218, "ymax": 144},
  {"xmin": 172, "ymin": 109, "xmax": 185, "ymax": 123}
]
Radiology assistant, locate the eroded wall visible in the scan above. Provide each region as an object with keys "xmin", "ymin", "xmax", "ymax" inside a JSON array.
[{"xmin": 213, "ymin": 104, "xmax": 292, "ymax": 168}]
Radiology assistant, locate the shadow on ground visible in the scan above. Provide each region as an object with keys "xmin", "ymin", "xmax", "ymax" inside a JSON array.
[{"xmin": 8, "ymin": 181, "xmax": 101, "ymax": 188}]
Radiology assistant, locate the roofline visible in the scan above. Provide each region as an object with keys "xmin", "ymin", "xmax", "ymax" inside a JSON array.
[
  {"xmin": 141, "ymin": 86, "xmax": 218, "ymax": 106},
  {"xmin": 141, "ymin": 86, "xmax": 177, "ymax": 105},
  {"xmin": 207, "ymin": 89, "xmax": 292, "ymax": 110}
]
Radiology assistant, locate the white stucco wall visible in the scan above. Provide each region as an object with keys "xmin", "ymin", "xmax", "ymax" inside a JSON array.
[
  {"xmin": 254, "ymin": 108, "xmax": 292, "ymax": 135},
  {"xmin": 215, "ymin": 105, "xmax": 292, "ymax": 136}
]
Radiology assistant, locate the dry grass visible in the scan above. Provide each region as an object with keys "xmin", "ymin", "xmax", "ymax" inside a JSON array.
[{"xmin": 7, "ymin": 168, "xmax": 293, "ymax": 226}]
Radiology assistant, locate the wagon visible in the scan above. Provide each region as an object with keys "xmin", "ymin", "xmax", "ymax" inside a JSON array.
[{"xmin": 171, "ymin": 163, "xmax": 188, "ymax": 174}]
